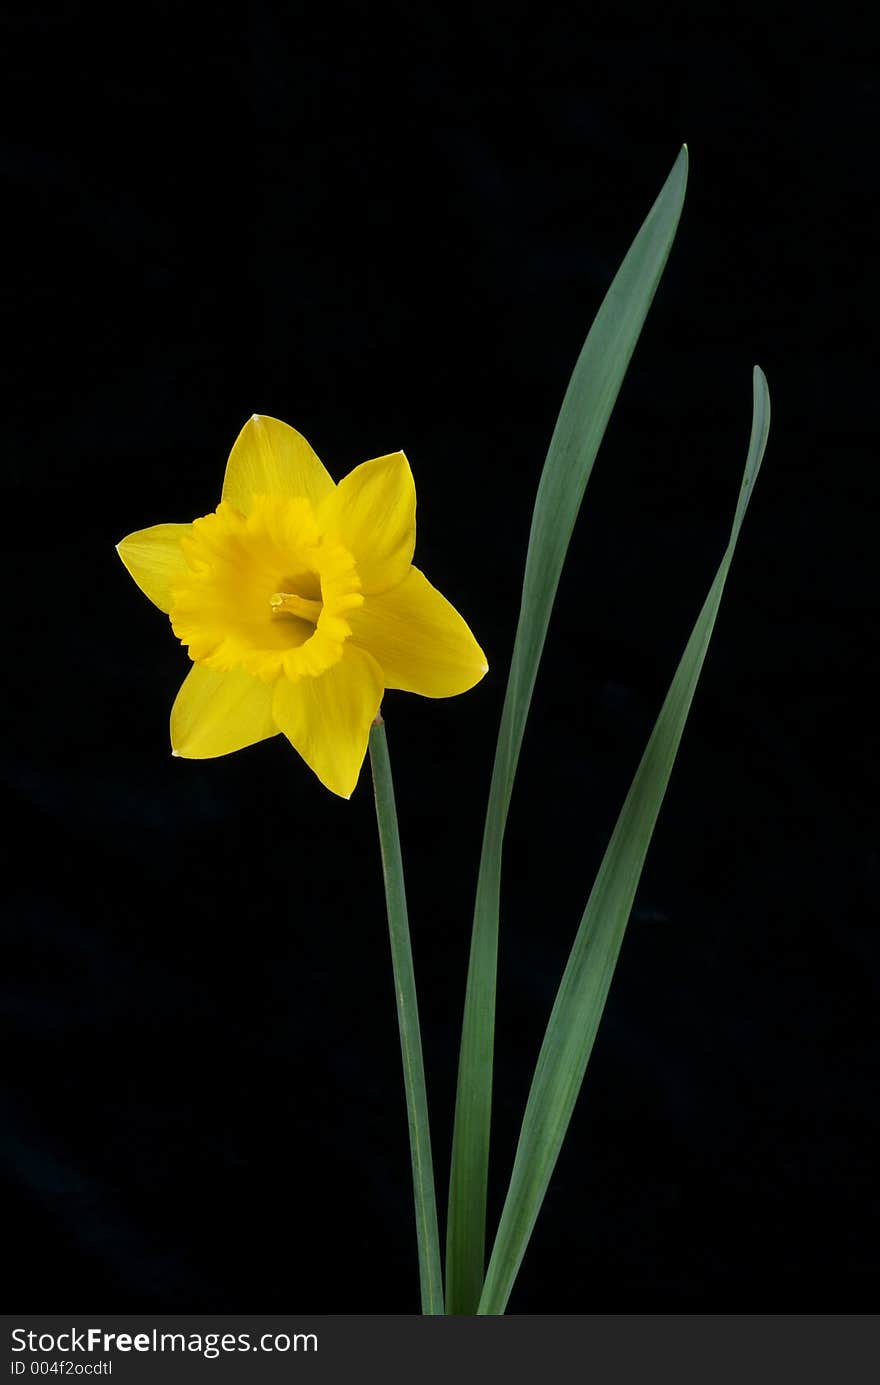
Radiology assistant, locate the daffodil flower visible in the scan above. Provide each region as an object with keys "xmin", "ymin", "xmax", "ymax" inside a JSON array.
[{"xmin": 117, "ymin": 415, "xmax": 488, "ymax": 797}]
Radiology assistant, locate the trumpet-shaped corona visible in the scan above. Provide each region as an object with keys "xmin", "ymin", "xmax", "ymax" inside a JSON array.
[{"xmin": 117, "ymin": 415, "xmax": 488, "ymax": 797}]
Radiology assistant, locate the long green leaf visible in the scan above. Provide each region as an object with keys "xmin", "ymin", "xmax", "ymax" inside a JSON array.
[
  {"xmin": 478, "ymin": 366, "xmax": 771, "ymax": 1314},
  {"xmin": 445, "ymin": 147, "xmax": 690, "ymax": 1314}
]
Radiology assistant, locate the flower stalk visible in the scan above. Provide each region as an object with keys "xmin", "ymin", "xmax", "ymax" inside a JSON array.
[{"xmin": 369, "ymin": 715, "xmax": 444, "ymax": 1314}]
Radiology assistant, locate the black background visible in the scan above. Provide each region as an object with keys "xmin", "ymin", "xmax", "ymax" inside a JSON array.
[{"xmin": 5, "ymin": 1, "xmax": 876, "ymax": 1312}]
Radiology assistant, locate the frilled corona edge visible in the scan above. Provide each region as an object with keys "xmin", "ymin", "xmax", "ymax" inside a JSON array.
[{"xmin": 117, "ymin": 414, "xmax": 488, "ymax": 797}]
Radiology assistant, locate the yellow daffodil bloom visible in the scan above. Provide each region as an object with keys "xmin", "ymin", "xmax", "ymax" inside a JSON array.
[{"xmin": 117, "ymin": 415, "xmax": 488, "ymax": 797}]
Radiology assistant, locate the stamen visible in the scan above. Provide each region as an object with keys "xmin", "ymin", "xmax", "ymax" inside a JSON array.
[{"xmin": 269, "ymin": 591, "xmax": 323, "ymax": 625}]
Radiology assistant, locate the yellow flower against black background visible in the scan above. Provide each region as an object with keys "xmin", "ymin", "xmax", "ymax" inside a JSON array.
[{"xmin": 117, "ymin": 415, "xmax": 487, "ymax": 797}]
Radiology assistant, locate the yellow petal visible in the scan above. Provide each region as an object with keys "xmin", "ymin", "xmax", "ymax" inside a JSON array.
[
  {"xmin": 221, "ymin": 415, "xmax": 336, "ymax": 514},
  {"xmin": 349, "ymin": 566, "xmax": 488, "ymax": 697},
  {"xmin": 318, "ymin": 451, "xmax": 415, "ymax": 594},
  {"xmin": 117, "ymin": 523, "xmax": 192, "ymax": 613},
  {"xmin": 171, "ymin": 663, "xmax": 279, "ymax": 758},
  {"xmin": 272, "ymin": 646, "xmax": 383, "ymax": 798}
]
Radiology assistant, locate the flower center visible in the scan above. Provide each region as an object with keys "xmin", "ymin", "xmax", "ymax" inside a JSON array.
[
  {"xmin": 269, "ymin": 590, "xmax": 323, "ymax": 624},
  {"xmin": 169, "ymin": 495, "xmax": 363, "ymax": 683}
]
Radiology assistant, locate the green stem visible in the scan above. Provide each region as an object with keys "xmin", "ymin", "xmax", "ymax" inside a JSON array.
[{"xmin": 369, "ymin": 715, "xmax": 444, "ymax": 1315}]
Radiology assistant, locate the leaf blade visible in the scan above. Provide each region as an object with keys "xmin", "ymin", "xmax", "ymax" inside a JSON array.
[
  {"xmin": 445, "ymin": 148, "xmax": 690, "ymax": 1315},
  {"xmin": 477, "ymin": 366, "xmax": 771, "ymax": 1314}
]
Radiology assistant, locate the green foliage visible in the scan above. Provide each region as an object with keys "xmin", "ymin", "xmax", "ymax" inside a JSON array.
[
  {"xmin": 446, "ymin": 146, "xmax": 691, "ymax": 1315},
  {"xmin": 370, "ymin": 147, "xmax": 769, "ymax": 1315},
  {"xmin": 478, "ymin": 368, "xmax": 770, "ymax": 1313}
]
